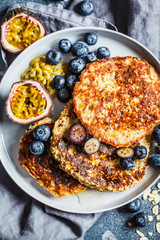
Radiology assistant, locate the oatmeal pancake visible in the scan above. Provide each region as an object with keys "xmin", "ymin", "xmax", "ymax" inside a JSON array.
[
  {"xmin": 51, "ymin": 100, "xmax": 151, "ymax": 192},
  {"xmin": 73, "ymin": 56, "xmax": 160, "ymax": 147},
  {"xmin": 19, "ymin": 117, "xmax": 86, "ymax": 198}
]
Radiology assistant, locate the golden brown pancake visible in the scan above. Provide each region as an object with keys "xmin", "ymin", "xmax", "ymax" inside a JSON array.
[
  {"xmin": 73, "ymin": 56, "xmax": 160, "ymax": 147},
  {"xmin": 19, "ymin": 118, "xmax": 86, "ymax": 198},
  {"xmin": 51, "ymin": 100, "xmax": 151, "ymax": 192}
]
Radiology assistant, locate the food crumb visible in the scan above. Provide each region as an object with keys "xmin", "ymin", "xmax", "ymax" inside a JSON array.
[
  {"xmin": 152, "ymin": 194, "xmax": 160, "ymax": 204},
  {"xmin": 157, "ymin": 182, "xmax": 160, "ymax": 189},
  {"xmin": 148, "ymin": 231, "xmax": 152, "ymax": 236},
  {"xmin": 142, "ymin": 188, "xmax": 151, "ymax": 200},
  {"xmin": 136, "ymin": 229, "xmax": 144, "ymax": 237},
  {"xmin": 148, "ymin": 215, "xmax": 153, "ymax": 221},
  {"xmin": 156, "ymin": 222, "xmax": 160, "ymax": 233},
  {"xmin": 152, "ymin": 205, "xmax": 159, "ymax": 215},
  {"xmin": 156, "ymin": 214, "xmax": 160, "ymax": 220},
  {"xmin": 128, "ymin": 222, "xmax": 132, "ymax": 227},
  {"xmin": 151, "ymin": 190, "xmax": 158, "ymax": 195}
]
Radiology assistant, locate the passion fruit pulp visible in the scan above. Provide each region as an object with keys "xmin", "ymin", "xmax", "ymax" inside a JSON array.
[
  {"xmin": 1, "ymin": 8, "xmax": 46, "ymax": 53},
  {"xmin": 6, "ymin": 80, "xmax": 53, "ymax": 124}
]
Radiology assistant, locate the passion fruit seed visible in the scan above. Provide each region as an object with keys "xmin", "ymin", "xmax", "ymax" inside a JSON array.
[
  {"xmin": 69, "ymin": 123, "xmax": 87, "ymax": 145},
  {"xmin": 7, "ymin": 16, "xmax": 41, "ymax": 49},
  {"xmin": 84, "ymin": 138, "xmax": 100, "ymax": 154},
  {"xmin": 1, "ymin": 10, "xmax": 45, "ymax": 53},
  {"xmin": 117, "ymin": 147, "xmax": 134, "ymax": 158},
  {"xmin": 6, "ymin": 80, "xmax": 53, "ymax": 124},
  {"xmin": 11, "ymin": 84, "xmax": 47, "ymax": 119}
]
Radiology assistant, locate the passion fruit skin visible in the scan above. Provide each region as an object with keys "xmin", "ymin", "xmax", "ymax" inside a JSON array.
[
  {"xmin": 1, "ymin": 8, "xmax": 46, "ymax": 53},
  {"xmin": 6, "ymin": 79, "xmax": 53, "ymax": 124}
]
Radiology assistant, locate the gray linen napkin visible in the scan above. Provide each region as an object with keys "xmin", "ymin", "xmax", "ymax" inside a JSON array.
[
  {"xmin": 0, "ymin": 1, "xmax": 160, "ymax": 240},
  {"xmin": 69, "ymin": 0, "xmax": 160, "ymax": 59}
]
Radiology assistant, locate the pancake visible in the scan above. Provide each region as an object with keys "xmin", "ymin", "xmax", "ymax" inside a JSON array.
[
  {"xmin": 51, "ymin": 100, "xmax": 151, "ymax": 192},
  {"xmin": 73, "ymin": 56, "xmax": 160, "ymax": 148},
  {"xmin": 19, "ymin": 118, "xmax": 86, "ymax": 198}
]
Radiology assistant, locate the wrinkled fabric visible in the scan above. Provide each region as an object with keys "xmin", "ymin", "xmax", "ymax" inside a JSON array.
[
  {"xmin": 3, "ymin": 1, "xmax": 117, "ymax": 66},
  {"xmin": 128, "ymin": 0, "xmax": 160, "ymax": 58},
  {"xmin": 0, "ymin": 1, "xmax": 160, "ymax": 240},
  {"xmin": 68, "ymin": 0, "xmax": 160, "ymax": 59}
]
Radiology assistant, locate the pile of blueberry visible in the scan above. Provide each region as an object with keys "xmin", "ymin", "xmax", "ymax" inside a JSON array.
[
  {"xmin": 46, "ymin": 32, "xmax": 111, "ymax": 102},
  {"xmin": 125, "ymin": 198, "xmax": 148, "ymax": 228},
  {"xmin": 117, "ymin": 145, "xmax": 148, "ymax": 170},
  {"xmin": 30, "ymin": 125, "xmax": 51, "ymax": 155}
]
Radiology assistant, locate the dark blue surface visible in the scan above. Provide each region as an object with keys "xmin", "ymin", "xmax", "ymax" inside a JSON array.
[
  {"xmin": 85, "ymin": 180, "xmax": 160, "ymax": 240},
  {"xmin": 0, "ymin": 1, "xmax": 160, "ymax": 240}
]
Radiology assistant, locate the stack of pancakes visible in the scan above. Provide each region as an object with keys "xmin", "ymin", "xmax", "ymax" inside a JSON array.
[{"xmin": 19, "ymin": 56, "xmax": 160, "ymax": 197}]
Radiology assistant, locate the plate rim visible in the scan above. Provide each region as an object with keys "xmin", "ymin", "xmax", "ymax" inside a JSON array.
[{"xmin": 0, "ymin": 26, "xmax": 160, "ymax": 214}]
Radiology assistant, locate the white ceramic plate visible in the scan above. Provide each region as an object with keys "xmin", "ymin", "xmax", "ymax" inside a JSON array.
[{"xmin": 0, "ymin": 27, "xmax": 160, "ymax": 214}]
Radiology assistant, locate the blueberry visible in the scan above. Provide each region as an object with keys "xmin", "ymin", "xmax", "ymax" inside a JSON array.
[
  {"xmin": 120, "ymin": 158, "xmax": 135, "ymax": 170},
  {"xmin": 66, "ymin": 74, "xmax": 78, "ymax": 90},
  {"xmin": 125, "ymin": 198, "xmax": 141, "ymax": 213},
  {"xmin": 33, "ymin": 125, "xmax": 51, "ymax": 141},
  {"xmin": 51, "ymin": 75, "xmax": 66, "ymax": 90},
  {"xmin": 84, "ymin": 33, "xmax": 98, "ymax": 45},
  {"xmin": 46, "ymin": 49, "xmax": 62, "ymax": 65},
  {"xmin": 69, "ymin": 57, "xmax": 86, "ymax": 74},
  {"xmin": 134, "ymin": 146, "xmax": 147, "ymax": 159},
  {"xmin": 71, "ymin": 41, "xmax": 89, "ymax": 58},
  {"xmin": 132, "ymin": 212, "xmax": 148, "ymax": 227},
  {"xmin": 57, "ymin": 88, "xmax": 70, "ymax": 103},
  {"xmin": 149, "ymin": 154, "xmax": 160, "ymax": 167},
  {"xmin": 97, "ymin": 46, "xmax": 111, "ymax": 59},
  {"xmin": 86, "ymin": 52, "xmax": 97, "ymax": 63},
  {"xmin": 30, "ymin": 141, "xmax": 45, "ymax": 155},
  {"xmin": 155, "ymin": 145, "xmax": 160, "ymax": 154},
  {"xmin": 59, "ymin": 38, "xmax": 72, "ymax": 53},
  {"xmin": 78, "ymin": 0, "xmax": 94, "ymax": 16},
  {"xmin": 152, "ymin": 129, "xmax": 160, "ymax": 144},
  {"xmin": 69, "ymin": 123, "xmax": 87, "ymax": 145}
]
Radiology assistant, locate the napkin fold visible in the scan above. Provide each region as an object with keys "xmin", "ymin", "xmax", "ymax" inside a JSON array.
[{"xmin": 0, "ymin": 1, "xmax": 160, "ymax": 240}]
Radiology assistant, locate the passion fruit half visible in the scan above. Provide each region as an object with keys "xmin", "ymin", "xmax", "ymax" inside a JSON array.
[
  {"xmin": 1, "ymin": 8, "xmax": 46, "ymax": 53},
  {"xmin": 6, "ymin": 79, "xmax": 53, "ymax": 124}
]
